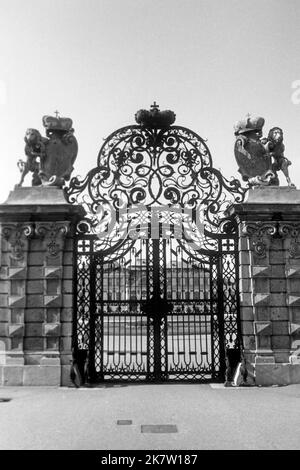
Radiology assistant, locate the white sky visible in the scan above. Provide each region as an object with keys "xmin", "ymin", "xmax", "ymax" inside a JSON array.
[{"xmin": 1, "ymin": 0, "xmax": 300, "ymax": 201}]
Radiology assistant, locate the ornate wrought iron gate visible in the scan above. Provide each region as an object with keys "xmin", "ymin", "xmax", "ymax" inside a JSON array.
[{"xmin": 65, "ymin": 104, "xmax": 246, "ymax": 383}]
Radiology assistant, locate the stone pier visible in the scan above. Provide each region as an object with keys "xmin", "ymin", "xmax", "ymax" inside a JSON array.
[
  {"xmin": 0, "ymin": 187, "xmax": 84, "ymax": 386},
  {"xmin": 231, "ymin": 186, "xmax": 300, "ymax": 385}
]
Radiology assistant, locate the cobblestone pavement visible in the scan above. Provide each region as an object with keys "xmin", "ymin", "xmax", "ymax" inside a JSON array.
[{"xmin": 0, "ymin": 383, "xmax": 299, "ymax": 450}]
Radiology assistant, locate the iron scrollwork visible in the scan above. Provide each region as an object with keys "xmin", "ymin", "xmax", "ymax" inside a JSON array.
[
  {"xmin": 66, "ymin": 104, "xmax": 247, "ymax": 383},
  {"xmin": 65, "ymin": 109, "xmax": 246, "ymax": 253}
]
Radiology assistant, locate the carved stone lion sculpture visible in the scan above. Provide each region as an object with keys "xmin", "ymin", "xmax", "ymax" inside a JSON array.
[
  {"xmin": 17, "ymin": 128, "xmax": 48, "ymax": 187},
  {"xmin": 17, "ymin": 114, "xmax": 78, "ymax": 188},
  {"xmin": 261, "ymin": 127, "xmax": 295, "ymax": 187}
]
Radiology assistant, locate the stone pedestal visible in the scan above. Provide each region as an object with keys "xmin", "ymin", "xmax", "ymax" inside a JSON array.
[
  {"xmin": 0, "ymin": 186, "xmax": 84, "ymax": 386},
  {"xmin": 230, "ymin": 186, "xmax": 300, "ymax": 385}
]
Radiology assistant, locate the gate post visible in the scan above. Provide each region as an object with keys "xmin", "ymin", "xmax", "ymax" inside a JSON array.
[
  {"xmin": 0, "ymin": 186, "xmax": 84, "ymax": 386},
  {"xmin": 230, "ymin": 186, "xmax": 300, "ymax": 385}
]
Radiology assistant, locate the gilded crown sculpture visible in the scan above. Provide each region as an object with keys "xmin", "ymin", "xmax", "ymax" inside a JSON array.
[
  {"xmin": 17, "ymin": 111, "xmax": 78, "ymax": 188},
  {"xmin": 234, "ymin": 114, "xmax": 295, "ymax": 187}
]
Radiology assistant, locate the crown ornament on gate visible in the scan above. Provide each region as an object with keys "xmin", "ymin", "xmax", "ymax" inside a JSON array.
[{"xmin": 135, "ymin": 102, "xmax": 176, "ymax": 129}]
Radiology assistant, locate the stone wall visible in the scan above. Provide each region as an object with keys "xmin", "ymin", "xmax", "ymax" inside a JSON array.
[
  {"xmin": 0, "ymin": 187, "xmax": 84, "ymax": 386},
  {"xmin": 232, "ymin": 187, "xmax": 300, "ymax": 385}
]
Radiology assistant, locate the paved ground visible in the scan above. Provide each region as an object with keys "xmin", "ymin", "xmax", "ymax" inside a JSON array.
[{"xmin": 0, "ymin": 383, "xmax": 299, "ymax": 450}]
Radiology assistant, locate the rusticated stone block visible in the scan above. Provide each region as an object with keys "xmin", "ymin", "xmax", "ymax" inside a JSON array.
[
  {"xmin": 291, "ymin": 309, "xmax": 300, "ymax": 323},
  {"xmin": 286, "ymin": 266, "xmax": 300, "ymax": 278},
  {"xmin": 0, "ymin": 267, "xmax": 8, "ymax": 279},
  {"xmin": 238, "ymin": 236, "xmax": 249, "ymax": 251},
  {"xmin": 255, "ymin": 306, "xmax": 270, "ymax": 321},
  {"xmin": 269, "ymin": 250, "xmax": 284, "ymax": 264},
  {"xmin": 61, "ymin": 308, "xmax": 72, "ymax": 322},
  {"xmin": 271, "ymin": 265, "xmax": 286, "ymax": 278},
  {"xmin": 62, "ymin": 280, "xmax": 73, "ymax": 294},
  {"xmin": 0, "ymin": 295, "xmax": 8, "ymax": 307},
  {"xmin": 270, "ymin": 238, "xmax": 283, "ymax": 250},
  {"xmin": 254, "ymin": 321, "xmax": 272, "ymax": 335},
  {"xmin": 272, "ymin": 321, "xmax": 289, "ymax": 335},
  {"xmin": 24, "ymin": 337, "xmax": 44, "ymax": 351},
  {"xmin": 0, "ymin": 365, "xmax": 23, "ymax": 386},
  {"xmin": 240, "ymin": 293, "xmax": 252, "ymax": 306},
  {"xmin": 270, "ymin": 279, "xmax": 286, "ymax": 293},
  {"xmin": 23, "ymin": 365, "xmax": 60, "ymax": 386},
  {"xmin": 270, "ymin": 307, "xmax": 289, "ymax": 321},
  {"xmin": 28, "ymin": 267, "xmax": 43, "ymax": 279},
  {"xmin": 289, "ymin": 365, "xmax": 300, "ymax": 382},
  {"xmin": 46, "ymin": 308, "xmax": 60, "ymax": 323},
  {"xmin": 8, "ymin": 295, "xmax": 26, "ymax": 308},
  {"xmin": 289, "ymin": 322, "xmax": 300, "ymax": 335},
  {"xmin": 256, "ymin": 335, "xmax": 271, "ymax": 349},
  {"xmin": 27, "ymin": 294, "xmax": 44, "ymax": 308},
  {"xmin": 60, "ymin": 336, "xmax": 72, "ymax": 350},
  {"xmin": 272, "ymin": 336, "xmax": 290, "ymax": 349},
  {"xmin": 255, "ymin": 364, "xmax": 290, "ymax": 386},
  {"xmin": 44, "ymin": 294, "xmax": 62, "ymax": 308},
  {"xmin": 62, "ymin": 294, "xmax": 72, "ymax": 308},
  {"xmin": 242, "ymin": 335, "xmax": 256, "ymax": 350},
  {"xmin": 45, "ymin": 256, "xmax": 61, "ymax": 267},
  {"xmin": 43, "ymin": 323, "xmax": 60, "ymax": 337},
  {"xmin": 60, "ymin": 352, "xmax": 72, "ymax": 365},
  {"xmin": 0, "ymin": 308, "xmax": 10, "ymax": 322},
  {"xmin": 270, "ymin": 293, "xmax": 286, "ymax": 307},
  {"xmin": 240, "ymin": 251, "xmax": 250, "ymax": 265},
  {"xmin": 8, "ymin": 324, "xmax": 24, "ymax": 337},
  {"xmin": 11, "ymin": 337, "xmax": 23, "ymax": 350},
  {"xmin": 27, "ymin": 280, "xmax": 44, "ymax": 294},
  {"xmin": 61, "ymin": 322, "xmax": 72, "ymax": 336},
  {"xmin": 46, "ymin": 279, "xmax": 59, "ymax": 295},
  {"xmin": 46, "ymin": 337, "xmax": 59, "ymax": 349},
  {"xmin": 8, "ymin": 267, "xmax": 27, "ymax": 280},
  {"xmin": 254, "ymin": 294, "xmax": 270, "ymax": 306},
  {"xmin": 25, "ymin": 323, "xmax": 43, "ymax": 337},
  {"xmin": 287, "ymin": 295, "xmax": 300, "ymax": 307},
  {"xmin": 44, "ymin": 266, "xmax": 62, "ymax": 279},
  {"xmin": 241, "ymin": 265, "xmax": 251, "ymax": 280},
  {"xmin": 28, "ymin": 252, "xmax": 44, "ymax": 266},
  {"xmin": 289, "ymin": 279, "xmax": 300, "ymax": 292},
  {"xmin": 24, "ymin": 353, "xmax": 43, "ymax": 365},
  {"xmin": 0, "ymin": 281, "xmax": 9, "ymax": 294},
  {"xmin": 40, "ymin": 355, "xmax": 60, "ymax": 366},
  {"xmin": 24, "ymin": 309, "xmax": 44, "ymax": 322},
  {"xmin": 10, "ymin": 279, "xmax": 25, "ymax": 296},
  {"xmin": 11, "ymin": 309, "xmax": 23, "ymax": 323},
  {"xmin": 61, "ymin": 364, "xmax": 72, "ymax": 387},
  {"xmin": 30, "ymin": 239, "xmax": 44, "ymax": 251},
  {"xmin": 255, "ymin": 355, "xmax": 275, "ymax": 364},
  {"xmin": 62, "ymin": 252, "xmax": 73, "ymax": 266},
  {"xmin": 252, "ymin": 266, "xmax": 270, "ymax": 277},
  {"xmin": 239, "ymin": 278, "xmax": 251, "ymax": 292},
  {"xmin": 62, "ymin": 266, "xmax": 73, "ymax": 280},
  {"xmin": 0, "ymin": 324, "xmax": 8, "ymax": 336},
  {"xmin": 254, "ymin": 278, "xmax": 269, "ymax": 292},
  {"xmin": 241, "ymin": 321, "xmax": 254, "ymax": 335},
  {"xmin": 274, "ymin": 351, "xmax": 290, "ymax": 363},
  {"xmin": 64, "ymin": 238, "xmax": 73, "ymax": 251}
]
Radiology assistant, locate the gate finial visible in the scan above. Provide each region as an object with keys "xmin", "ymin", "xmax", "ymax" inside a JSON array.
[{"xmin": 150, "ymin": 101, "xmax": 159, "ymax": 111}]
